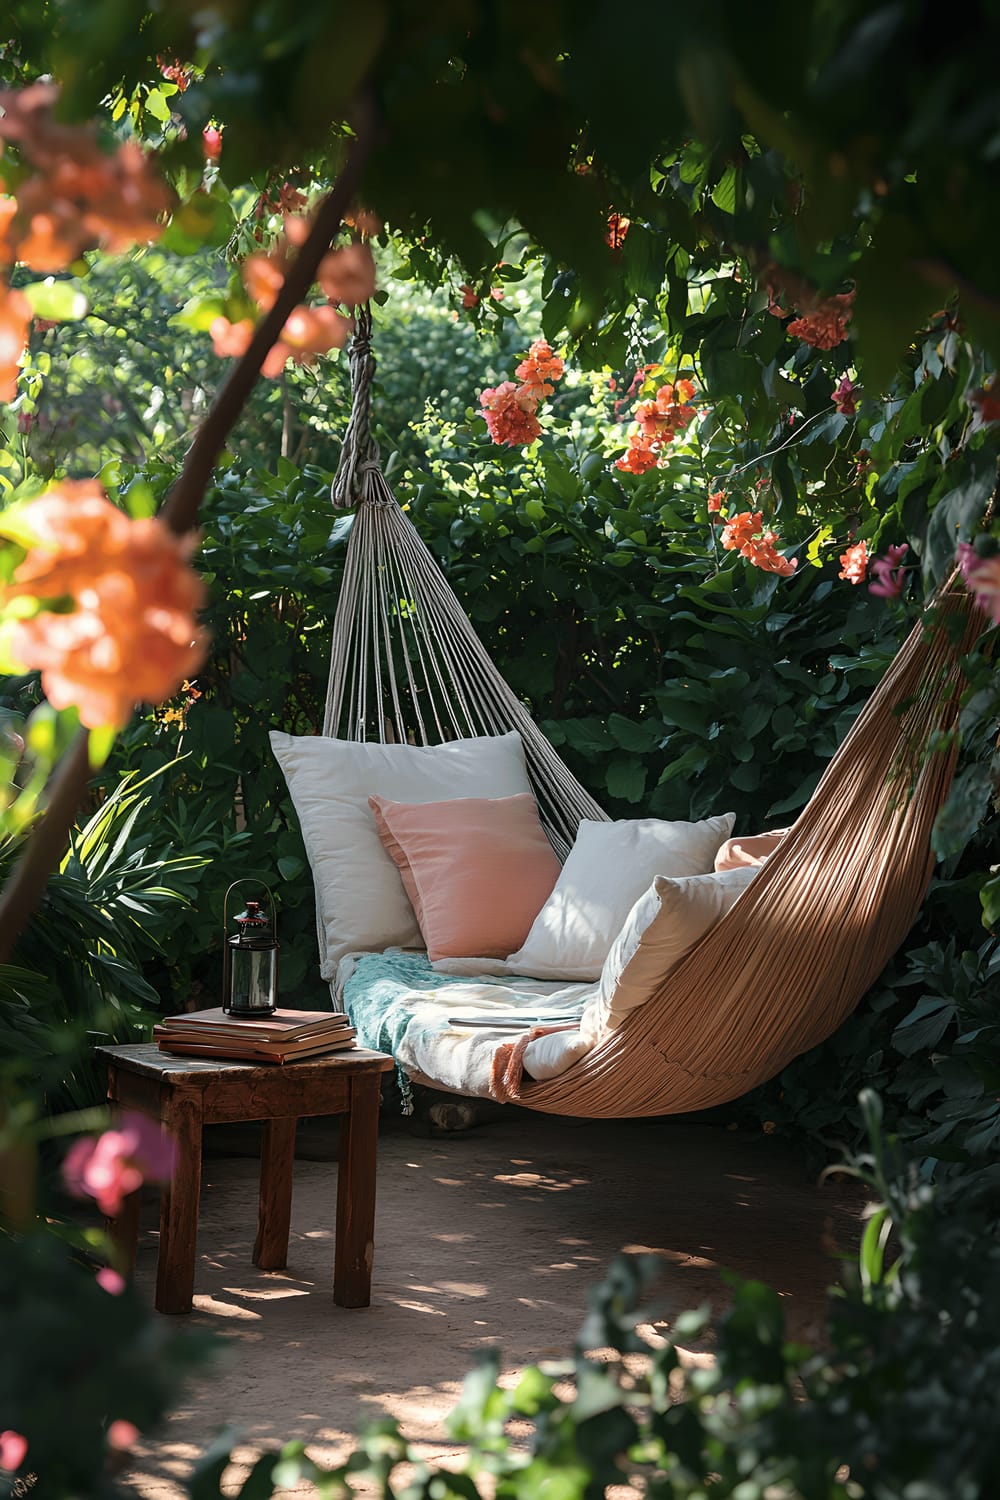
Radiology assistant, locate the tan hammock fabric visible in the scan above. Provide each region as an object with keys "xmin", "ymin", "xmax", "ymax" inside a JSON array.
[
  {"xmin": 492, "ymin": 588, "xmax": 983, "ymax": 1116},
  {"xmin": 322, "ymin": 311, "xmax": 984, "ymax": 1118}
]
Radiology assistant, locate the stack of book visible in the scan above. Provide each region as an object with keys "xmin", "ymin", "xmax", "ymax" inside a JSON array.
[{"xmin": 154, "ymin": 1007, "xmax": 356, "ymax": 1064}]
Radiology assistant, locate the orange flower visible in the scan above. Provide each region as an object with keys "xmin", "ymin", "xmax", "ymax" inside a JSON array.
[
  {"xmin": 515, "ymin": 338, "xmax": 564, "ymax": 388},
  {"xmin": 279, "ymin": 303, "xmax": 353, "ymax": 360},
  {"xmin": 606, "ymin": 212, "xmax": 630, "ymax": 250},
  {"xmin": 0, "ymin": 285, "xmax": 32, "ymax": 402},
  {"xmin": 707, "ymin": 490, "xmax": 725, "ymax": 514},
  {"xmin": 76, "ymin": 141, "xmax": 172, "ymax": 254},
  {"xmin": 3, "ymin": 483, "xmax": 208, "ymax": 729},
  {"xmin": 838, "ymin": 539, "xmax": 869, "ymax": 584},
  {"xmin": 460, "ymin": 284, "xmax": 479, "ymax": 309},
  {"xmin": 479, "ymin": 381, "xmax": 542, "ymax": 446},
  {"xmin": 787, "ymin": 292, "xmax": 855, "ymax": 350},
  {"xmin": 614, "ymin": 433, "xmax": 660, "ymax": 474},
  {"xmin": 0, "ymin": 86, "xmax": 171, "ymax": 271},
  {"xmin": 720, "ymin": 510, "xmax": 797, "ymax": 576},
  {"xmin": 0, "ymin": 198, "xmax": 17, "ymax": 264},
  {"xmin": 242, "ymin": 250, "xmax": 288, "ymax": 312},
  {"xmin": 8, "ymin": 185, "xmax": 90, "ymax": 271},
  {"xmin": 316, "ymin": 242, "xmax": 376, "ymax": 307}
]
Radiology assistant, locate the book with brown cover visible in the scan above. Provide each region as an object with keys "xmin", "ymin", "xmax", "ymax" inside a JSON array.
[
  {"xmin": 155, "ymin": 1027, "xmax": 357, "ymax": 1065},
  {"xmin": 156, "ymin": 1006, "xmax": 350, "ymax": 1041}
]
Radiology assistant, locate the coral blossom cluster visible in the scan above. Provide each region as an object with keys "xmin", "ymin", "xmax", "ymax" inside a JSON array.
[
  {"xmin": 210, "ymin": 223, "xmax": 375, "ymax": 378},
  {"xmin": 615, "ymin": 379, "xmax": 696, "ymax": 474},
  {"xmin": 786, "ymin": 292, "xmax": 855, "ymax": 350},
  {"xmin": 0, "ymin": 83, "xmax": 171, "ymax": 399},
  {"xmin": 2, "ymin": 481, "xmax": 208, "ymax": 729},
  {"xmin": 838, "ymin": 539, "xmax": 869, "ymax": 584},
  {"xmin": 720, "ymin": 511, "xmax": 798, "ymax": 576},
  {"xmin": 479, "ymin": 339, "xmax": 565, "ymax": 446}
]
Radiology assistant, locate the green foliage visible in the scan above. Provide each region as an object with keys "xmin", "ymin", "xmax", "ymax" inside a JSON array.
[
  {"xmin": 0, "ymin": 1223, "xmax": 210, "ymax": 1500},
  {"xmin": 1, "ymin": 766, "xmax": 206, "ymax": 1112}
]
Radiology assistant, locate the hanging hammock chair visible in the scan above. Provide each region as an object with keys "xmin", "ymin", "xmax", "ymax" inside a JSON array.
[{"xmin": 298, "ymin": 308, "xmax": 983, "ymax": 1119}]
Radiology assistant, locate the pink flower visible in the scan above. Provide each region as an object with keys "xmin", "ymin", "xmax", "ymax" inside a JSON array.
[
  {"xmin": 868, "ymin": 542, "xmax": 909, "ymax": 599},
  {"xmin": 96, "ymin": 1266, "xmax": 127, "ymax": 1295},
  {"xmin": 832, "ymin": 376, "xmax": 858, "ymax": 415},
  {"xmin": 202, "ymin": 125, "xmax": 222, "ymax": 161},
  {"xmin": 838, "ymin": 539, "xmax": 869, "ymax": 585},
  {"xmin": 0, "ymin": 1432, "xmax": 27, "ymax": 1472},
  {"xmin": 957, "ymin": 542, "xmax": 1000, "ymax": 624},
  {"xmin": 107, "ymin": 1420, "xmax": 140, "ymax": 1452},
  {"xmin": 62, "ymin": 1112, "xmax": 176, "ymax": 1217}
]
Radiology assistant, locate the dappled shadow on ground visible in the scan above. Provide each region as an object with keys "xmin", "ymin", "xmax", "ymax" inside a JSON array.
[{"xmin": 123, "ymin": 1111, "xmax": 865, "ymax": 1498}]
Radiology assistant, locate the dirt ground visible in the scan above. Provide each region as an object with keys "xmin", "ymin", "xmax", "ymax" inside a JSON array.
[{"xmin": 121, "ymin": 1104, "xmax": 868, "ymax": 1498}]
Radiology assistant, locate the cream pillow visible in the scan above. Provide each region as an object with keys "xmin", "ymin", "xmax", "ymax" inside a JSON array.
[
  {"xmin": 589, "ymin": 865, "xmax": 757, "ymax": 1032},
  {"xmin": 269, "ymin": 730, "xmax": 534, "ymax": 976},
  {"xmin": 503, "ymin": 813, "xmax": 736, "ymax": 982}
]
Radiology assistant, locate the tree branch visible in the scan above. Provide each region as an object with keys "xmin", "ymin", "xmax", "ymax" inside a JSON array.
[{"xmin": 0, "ymin": 103, "xmax": 377, "ymax": 964}]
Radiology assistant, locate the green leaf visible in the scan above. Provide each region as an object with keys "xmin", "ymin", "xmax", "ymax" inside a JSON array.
[
  {"xmin": 144, "ymin": 85, "xmax": 172, "ymax": 122},
  {"xmin": 607, "ymin": 713, "xmax": 661, "ymax": 752},
  {"xmin": 162, "ymin": 192, "xmax": 236, "ymax": 256},
  {"xmin": 605, "ymin": 756, "xmax": 647, "ymax": 804},
  {"xmin": 710, "ymin": 165, "xmax": 738, "ymax": 215},
  {"xmin": 172, "ymin": 293, "xmax": 228, "ymax": 333},
  {"xmin": 18, "ymin": 278, "xmax": 90, "ymax": 322},
  {"xmin": 979, "ymin": 871, "xmax": 1000, "ymax": 934}
]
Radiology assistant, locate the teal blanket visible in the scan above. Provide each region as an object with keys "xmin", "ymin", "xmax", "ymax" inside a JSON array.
[{"xmin": 342, "ymin": 949, "xmax": 523, "ymax": 1109}]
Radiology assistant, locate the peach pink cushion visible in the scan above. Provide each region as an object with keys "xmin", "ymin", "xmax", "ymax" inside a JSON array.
[
  {"xmin": 368, "ymin": 793, "xmax": 561, "ymax": 961},
  {"xmin": 714, "ymin": 829, "xmax": 787, "ymax": 872}
]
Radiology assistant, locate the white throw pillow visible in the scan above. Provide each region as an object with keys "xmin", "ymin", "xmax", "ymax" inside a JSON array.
[
  {"xmin": 504, "ymin": 813, "xmax": 736, "ymax": 982},
  {"xmin": 589, "ymin": 864, "xmax": 757, "ymax": 1032},
  {"xmin": 269, "ymin": 730, "xmax": 534, "ymax": 977}
]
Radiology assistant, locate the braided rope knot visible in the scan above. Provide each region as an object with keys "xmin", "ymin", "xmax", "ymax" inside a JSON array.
[{"xmin": 331, "ymin": 304, "xmax": 382, "ymax": 509}]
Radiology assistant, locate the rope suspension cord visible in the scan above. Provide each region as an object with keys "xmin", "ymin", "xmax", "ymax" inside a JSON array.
[{"xmin": 325, "ymin": 303, "xmax": 608, "ymax": 857}]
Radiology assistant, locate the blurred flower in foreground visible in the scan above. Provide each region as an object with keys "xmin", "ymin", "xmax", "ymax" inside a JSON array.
[
  {"xmin": 0, "ymin": 1432, "xmax": 27, "ymax": 1472},
  {"xmin": 1, "ymin": 481, "xmax": 208, "ymax": 729},
  {"xmin": 957, "ymin": 540, "xmax": 1000, "ymax": 624},
  {"xmin": 62, "ymin": 1110, "xmax": 176, "ymax": 1218},
  {"xmin": 869, "ymin": 543, "xmax": 909, "ymax": 599}
]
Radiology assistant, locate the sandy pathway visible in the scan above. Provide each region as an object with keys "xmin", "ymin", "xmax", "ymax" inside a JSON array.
[{"xmin": 121, "ymin": 1109, "xmax": 865, "ymax": 1497}]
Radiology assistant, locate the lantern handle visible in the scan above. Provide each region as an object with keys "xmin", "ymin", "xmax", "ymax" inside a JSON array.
[
  {"xmin": 222, "ymin": 880, "xmax": 277, "ymax": 940},
  {"xmin": 222, "ymin": 881, "xmax": 277, "ymax": 1010}
]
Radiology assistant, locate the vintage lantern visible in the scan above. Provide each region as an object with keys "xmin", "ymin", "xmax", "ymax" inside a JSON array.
[{"xmin": 222, "ymin": 881, "xmax": 279, "ymax": 1016}]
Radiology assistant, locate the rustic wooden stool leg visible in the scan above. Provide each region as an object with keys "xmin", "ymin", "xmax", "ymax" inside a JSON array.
[
  {"xmin": 254, "ymin": 1116, "xmax": 298, "ymax": 1269},
  {"xmin": 334, "ymin": 1072, "xmax": 382, "ymax": 1307},
  {"xmin": 156, "ymin": 1085, "xmax": 203, "ymax": 1315}
]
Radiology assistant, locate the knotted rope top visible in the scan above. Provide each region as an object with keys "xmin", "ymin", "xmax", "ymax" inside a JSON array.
[{"xmin": 330, "ymin": 302, "xmax": 382, "ymax": 509}]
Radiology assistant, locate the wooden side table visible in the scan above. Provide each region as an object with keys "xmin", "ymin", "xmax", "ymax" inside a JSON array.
[{"xmin": 96, "ymin": 1042, "xmax": 395, "ymax": 1316}]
